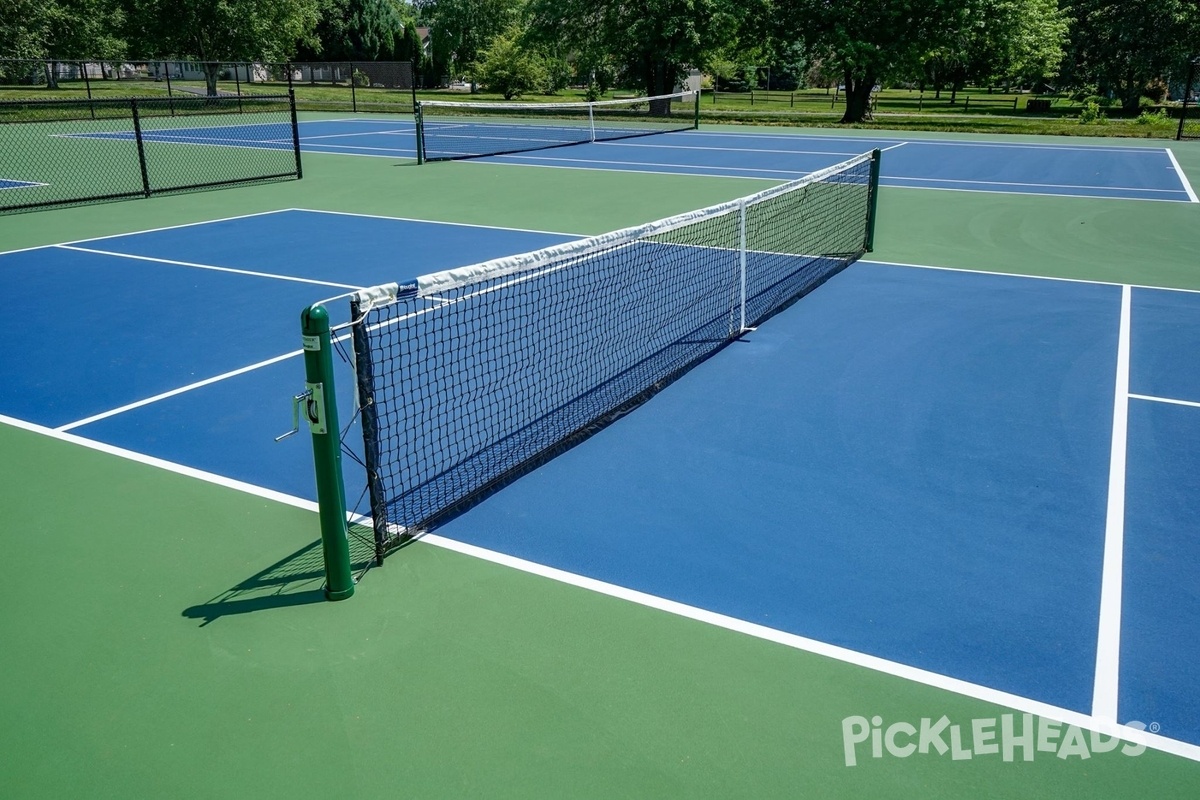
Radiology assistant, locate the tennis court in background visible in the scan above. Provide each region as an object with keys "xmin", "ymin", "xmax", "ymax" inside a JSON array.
[
  {"xmin": 13, "ymin": 113, "xmax": 1196, "ymax": 201},
  {"xmin": 2, "ymin": 118, "xmax": 1200, "ymax": 798},
  {"xmin": 302, "ymin": 116, "xmax": 1193, "ymax": 200}
]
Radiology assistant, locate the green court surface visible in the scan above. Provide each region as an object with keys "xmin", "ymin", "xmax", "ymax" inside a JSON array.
[{"xmin": 2, "ymin": 123, "xmax": 1200, "ymax": 798}]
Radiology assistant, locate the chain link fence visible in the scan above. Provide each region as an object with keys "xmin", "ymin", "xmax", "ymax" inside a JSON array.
[
  {"xmin": 0, "ymin": 92, "xmax": 301, "ymax": 213},
  {"xmin": 0, "ymin": 59, "xmax": 416, "ymax": 114}
]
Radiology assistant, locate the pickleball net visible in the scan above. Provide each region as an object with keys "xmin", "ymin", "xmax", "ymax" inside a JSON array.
[
  {"xmin": 297, "ymin": 150, "xmax": 881, "ymax": 590},
  {"xmin": 414, "ymin": 90, "xmax": 700, "ymax": 162}
]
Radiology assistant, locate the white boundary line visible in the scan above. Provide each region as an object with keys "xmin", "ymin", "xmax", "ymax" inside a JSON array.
[
  {"xmin": 887, "ymin": 174, "xmax": 1189, "ymax": 195},
  {"xmin": 0, "ymin": 179, "xmax": 50, "ymax": 190},
  {"xmin": 859, "ymin": 258, "xmax": 1200, "ymax": 295},
  {"xmin": 875, "ymin": 181, "xmax": 1193, "ymax": 204},
  {"xmin": 1093, "ymin": 285, "xmax": 1132, "ymax": 722},
  {"xmin": 1130, "ymin": 393, "xmax": 1200, "ymax": 409},
  {"xmin": 56, "ymin": 350, "xmax": 304, "ymax": 432},
  {"xmin": 289, "ymin": 207, "xmax": 586, "ymax": 238},
  {"xmin": 0, "ymin": 208, "xmax": 295, "ymax": 258},
  {"xmin": 0, "ymin": 208, "xmax": 586, "ymax": 260},
  {"xmin": 494, "ymin": 151, "xmax": 818, "ymax": 177},
  {"xmin": 1165, "ymin": 148, "xmax": 1200, "ymax": 203},
  {"xmin": 2, "ymin": 410, "xmax": 1200, "ymax": 762},
  {"xmin": 679, "ymin": 128, "xmax": 1171, "ymax": 154},
  {"xmin": 463, "ymin": 157, "xmax": 794, "ymax": 182},
  {"xmin": 57, "ymin": 245, "xmax": 362, "ymax": 289},
  {"xmin": 595, "ymin": 140, "xmax": 866, "ymax": 157}
]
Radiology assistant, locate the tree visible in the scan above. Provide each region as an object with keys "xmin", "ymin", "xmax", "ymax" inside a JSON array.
[
  {"xmin": 526, "ymin": 0, "xmax": 743, "ymax": 100},
  {"xmin": 125, "ymin": 0, "xmax": 320, "ymax": 95},
  {"xmin": 982, "ymin": 0, "xmax": 1069, "ymax": 89},
  {"xmin": 419, "ymin": 0, "xmax": 521, "ymax": 83},
  {"xmin": 1062, "ymin": 0, "xmax": 1200, "ymax": 111},
  {"xmin": 0, "ymin": 0, "xmax": 54, "ymax": 61},
  {"xmin": 779, "ymin": 0, "xmax": 978, "ymax": 122},
  {"xmin": 473, "ymin": 27, "xmax": 545, "ymax": 98},
  {"xmin": 299, "ymin": 0, "xmax": 402, "ymax": 61}
]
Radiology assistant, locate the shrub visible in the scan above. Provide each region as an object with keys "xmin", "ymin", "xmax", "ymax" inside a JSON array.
[
  {"xmin": 1078, "ymin": 100, "xmax": 1108, "ymax": 125},
  {"xmin": 1136, "ymin": 109, "xmax": 1173, "ymax": 127}
]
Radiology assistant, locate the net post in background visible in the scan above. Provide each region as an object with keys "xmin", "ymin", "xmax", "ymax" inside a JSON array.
[
  {"xmin": 1179, "ymin": 56, "xmax": 1199, "ymax": 141},
  {"xmin": 865, "ymin": 148, "xmax": 883, "ymax": 251},
  {"xmin": 301, "ymin": 304, "xmax": 355, "ymax": 601}
]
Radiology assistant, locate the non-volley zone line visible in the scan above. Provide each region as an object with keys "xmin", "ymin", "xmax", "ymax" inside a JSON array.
[
  {"xmin": 0, "ymin": 178, "xmax": 48, "ymax": 191},
  {"xmin": 55, "ymin": 245, "xmax": 361, "ymax": 289}
]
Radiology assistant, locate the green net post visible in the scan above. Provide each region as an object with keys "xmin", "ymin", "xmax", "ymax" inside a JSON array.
[
  {"xmin": 301, "ymin": 304, "xmax": 355, "ymax": 601},
  {"xmin": 865, "ymin": 148, "xmax": 882, "ymax": 252}
]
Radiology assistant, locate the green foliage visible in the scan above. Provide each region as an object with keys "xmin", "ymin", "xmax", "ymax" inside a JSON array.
[
  {"xmin": 298, "ymin": 0, "xmax": 402, "ymax": 60},
  {"xmin": 525, "ymin": 0, "xmax": 745, "ymax": 98},
  {"xmin": 124, "ymin": 0, "xmax": 320, "ymax": 95},
  {"xmin": 473, "ymin": 27, "xmax": 546, "ymax": 99},
  {"xmin": 1077, "ymin": 100, "xmax": 1108, "ymax": 124},
  {"xmin": 1135, "ymin": 109, "xmax": 1172, "ymax": 127},
  {"xmin": 421, "ymin": 0, "xmax": 522, "ymax": 80},
  {"xmin": 1062, "ymin": 0, "xmax": 1200, "ymax": 111}
]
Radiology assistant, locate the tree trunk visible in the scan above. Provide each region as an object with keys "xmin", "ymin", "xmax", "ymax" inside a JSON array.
[
  {"xmin": 45, "ymin": 61, "xmax": 59, "ymax": 89},
  {"xmin": 840, "ymin": 70, "xmax": 875, "ymax": 123},
  {"xmin": 202, "ymin": 62, "xmax": 220, "ymax": 97},
  {"xmin": 645, "ymin": 58, "xmax": 674, "ymax": 116}
]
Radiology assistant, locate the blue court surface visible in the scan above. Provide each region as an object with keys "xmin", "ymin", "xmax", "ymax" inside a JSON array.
[
  {"xmin": 0, "ymin": 178, "xmax": 45, "ymax": 190},
  {"xmin": 56, "ymin": 116, "xmax": 1200, "ymax": 202},
  {"xmin": 1, "ymin": 208, "xmax": 1198, "ymax": 752}
]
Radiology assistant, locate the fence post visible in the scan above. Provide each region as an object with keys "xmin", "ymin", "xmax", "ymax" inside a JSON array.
[
  {"xmin": 163, "ymin": 62, "xmax": 175, "ymax": 116},
  {"xmin": 350, "ymin": 62, "xmax": 357, "ymax": 112},
  {"xmin": 130, "ymin": 99, "xmax": 152, "ymax": 197},
  {"xmin": 80, "ymin": 61, "xmax": 95, "ymax": 119},
  {"xmin": 1179, "ymin": 58, "xmax": 1198, "ymax": 141},
  {"xmin": 289, "ymin": 90, "xmax": 303, "ymax": 179}
]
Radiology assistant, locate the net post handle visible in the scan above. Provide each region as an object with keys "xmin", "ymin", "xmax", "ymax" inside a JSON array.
[
  {"xmin": 415, "ymin": 102, "xmax": 426, "ymax": 164},
  {"xmin": 865, "ymin": 148, "xmax": 882, "ymax": 252},
  {"xmin": 738, "ymin": 198, "xmax": 748, "ymax": 332},
  {"xmin": 301, "ymin": 304, "xmax": 355, "ymax": 601}
]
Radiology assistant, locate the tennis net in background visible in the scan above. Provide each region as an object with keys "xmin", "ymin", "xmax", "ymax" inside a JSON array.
[
  {"xmin": 345, "ymin": 151, "xmax": 879, "ymax": 561},
  {"xmin": 415, "ymin": 90, "xmax": 699, "ymax": 163}
]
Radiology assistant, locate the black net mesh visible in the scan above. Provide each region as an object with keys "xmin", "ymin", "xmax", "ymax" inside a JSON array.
[
  {"xmin": 345, "ymin": 153, "xmax": 877, "ymax": 559},
  {"xmin": 417, "ymin": 91, "xmax": 698, "ymax": 162}
]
